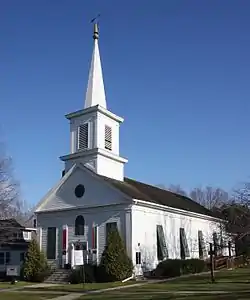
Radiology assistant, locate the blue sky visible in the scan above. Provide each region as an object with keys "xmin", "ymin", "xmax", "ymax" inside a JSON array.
[{"xmin": 1, "ymin": 0, "xmax": 250, "ymax": 205}]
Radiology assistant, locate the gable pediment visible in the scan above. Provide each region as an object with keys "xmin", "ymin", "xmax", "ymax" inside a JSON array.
[{"xmin": 35, "ymin": 164, "xmax": 131, "ymax": 212}]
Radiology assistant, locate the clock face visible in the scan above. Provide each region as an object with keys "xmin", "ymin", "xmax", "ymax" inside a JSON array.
[{"xmin": 75, "ymin": 184, "xmax": 85, "ymax": 198}]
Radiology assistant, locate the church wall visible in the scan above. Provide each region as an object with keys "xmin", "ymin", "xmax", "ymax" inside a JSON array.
[
  {"xmin": 36, "ymin": 204, "xmax": 129, "ymax": 266},
  {"xmin": 96, "ymin": 155, "xmax": 124, "ymax": 181},
  {"xmin": 131, "ymin": 204, "xmax": 220, "ymax": 271},
  {"xmin": 37, "ymin": 166, "xmax": 129, "ymax": 212}
]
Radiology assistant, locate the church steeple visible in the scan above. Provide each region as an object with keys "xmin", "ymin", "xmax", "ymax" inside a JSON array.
[
  {"xmin": 61, "ymin": 22, "xmax": 127, "ymax": 181},
  {"xmin": 84, "ymin": 23, "xmax": 107, "ymax": 109}
]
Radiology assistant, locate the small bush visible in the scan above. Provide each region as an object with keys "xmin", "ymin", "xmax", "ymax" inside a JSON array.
[
  {"xmin": 155, "ymin": 258, "xmax": 206, "ymax": 278},
  {"xmin": 181, "ymin": 259, "xmax": 207, "ymax": 274},
  {"xmin": 99, "ymin": 229, "xmax": 133, "ymax": 282},
  {"xmin": 22, "ymin": 239, "xmax": 50, "ymax": 282},
  {"xmin": 69, "ymin": 264, "xmax": 97, "ymax": 284},
  {"xmin": 155, "ymin": 259, "xmax": 182, "ymax": 277}
]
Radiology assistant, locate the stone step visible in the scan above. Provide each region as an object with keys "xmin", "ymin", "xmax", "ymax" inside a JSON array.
[{"xmin": 45, "ymin": 268, "xmax": 71, "ymax": 283}]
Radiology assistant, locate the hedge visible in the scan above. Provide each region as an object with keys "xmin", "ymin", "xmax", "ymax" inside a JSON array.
[{"xmin": 155, "ymin": 258, "xmax": 207, "ymax": 278}]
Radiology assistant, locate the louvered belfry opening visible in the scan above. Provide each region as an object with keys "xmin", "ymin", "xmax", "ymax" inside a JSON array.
[
  {"xmin": 105, "ymin": 125, "xmax": 112, "ymax": 150},
  {"xmin": 78, "ymin": 123, "xmax": 89, "ymax": 150}
]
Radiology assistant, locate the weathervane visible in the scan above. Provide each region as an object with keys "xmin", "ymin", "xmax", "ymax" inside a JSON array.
[
  {"xmin": 91, "ymin": 14, "xmax": 101, "ymax": 40},
  {"xmin": 90, "ymin": 13, "xmax": 101, "ymax": 24}
]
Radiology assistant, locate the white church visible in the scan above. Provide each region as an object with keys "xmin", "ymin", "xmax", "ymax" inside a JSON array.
[{"xmin": 34, "ymin": 23, "xmax": 226, "ymax": 275}]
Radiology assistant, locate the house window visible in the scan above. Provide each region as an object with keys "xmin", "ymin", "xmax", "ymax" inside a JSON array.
[
  {"xmin": 23, "ymin": 231, "xmax": 32, "ymax": 240},
  {"xmin": 104, "ymin": 125, "xmax": 112, "ymax": 150},
  {"xmin": 6, "ymin": 252, "xmax": 11, "ymax": 264},
  {"xmin": 156, "ymin": 225, "xmax": 168, "ymax": 261},
  {"xmin": 75, "ymin": 215, "xmax": 85, "ymax": 236},
  {"xmin": 106, "ymin": 222, "xmax": 117, "ymax": 244},
  {"xmin": 180, "ymin": 228, "xmax": 190, "ymax": 259},
  {"xmin": 33, "ymin": 219, "xmax": 37, "ymax": 228},
  {"xmin": 198, "ymin": 230, "xmax": 206, "ymax": 259},
  {"xmin": 20, "ymin": 252, "xmax": 25, "ymax": 262},
  {"xmin": 0, "ymin": 253, "xmax": 4, "ymax": 265},
  {"xmin": 18, "ymin": 232, "xmax": 23, "ymax": 239},
  {"xmin": 78, "ymin": 123, "xmax": 89, "ymax": 150}
]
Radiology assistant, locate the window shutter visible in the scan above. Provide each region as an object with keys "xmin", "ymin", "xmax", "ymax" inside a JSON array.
[
  {"xmin": 213, "ymin": 232, "xmax": 219, "ymax": 256},
  {"xmin": 92, "ymin": 225, "xmax": 98, "ymax": 249},
  {"xmin": 47, "ymin": 227, "xmax": 56, "ymax": 259},
  {"xmin": 105, "ymin": 125, "xmax": 112, "ymax": 150},
  {"xmin": 180, "ymin": 228, "xmax": 190, "ymax": 259},
  {"xmin": 156, "ymin": 225, "xmax": 168, "ymax": 260},
  {"xmin": 78, "ymin": 123, "xmax": 89, "ymax": 150},
  {"xmin": 198, "ymin": 230, "xmax": 207, "ymax": 259}
]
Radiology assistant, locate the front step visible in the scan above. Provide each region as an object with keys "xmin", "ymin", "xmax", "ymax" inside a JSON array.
[{"xmin": 45, "ymin": 268, "xmax": 71, "ymax": 284}]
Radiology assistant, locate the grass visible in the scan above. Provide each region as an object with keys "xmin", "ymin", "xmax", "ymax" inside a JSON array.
[
  {"xmin": 23, "ymin": 280, "xmax": 136, "ymax": 293},
  {"xmin": 0, "ymin": 281, "xmax": 34, "ymax": 289},
  {"xmin": 16, "ymin": 267, "xmax": 250, "ymax": 299},
  {"xmin": 0, "ymin": 293, "xmax": 66, "ymax": 300},
  {"xmin": 75, "ymin": 267, "xmax": 250, "ymax": 299}
]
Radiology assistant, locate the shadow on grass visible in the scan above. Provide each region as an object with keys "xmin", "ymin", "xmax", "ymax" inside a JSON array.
[{"xmin": 78, "ymin": 290, "xmax": 250, "ymax": 300}]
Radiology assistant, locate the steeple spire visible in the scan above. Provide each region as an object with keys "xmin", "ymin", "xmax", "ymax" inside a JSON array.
[{"xmin": 84, "ymin": 22, "xmax": 107, "ymax": 109}]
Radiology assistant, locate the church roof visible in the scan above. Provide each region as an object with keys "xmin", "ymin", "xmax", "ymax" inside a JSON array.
[{"xmin": 101, "ymin": 176, "xmax": 214, "ymax": 217}]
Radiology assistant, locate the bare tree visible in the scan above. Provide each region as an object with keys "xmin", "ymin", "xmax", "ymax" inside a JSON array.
[
  {"xmin": 168, "ymin": 184, "xmax": 187, "ymax": 197},
  {"xmin": 189, "ymin": 186, "xmax": 229, "ymax": 210},
  {"xmin": 233, "ymin": 181, "xmax": 250, "ymax": 205},
  {"xmin": 156, "ymin": 184, "xmax": 187, "ymax": 197},
  {"xmin": 0, "ymin": 145, "xmax": 27, "ymax": 220}
]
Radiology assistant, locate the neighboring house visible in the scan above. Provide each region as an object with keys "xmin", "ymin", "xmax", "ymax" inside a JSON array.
[
  {"xmin": 34, "ymin": 23, "xmax": 230, "ymax": 275},
  {"xmin": 0, "ymin": 219, "xmax": 36, "ymax": 276}
]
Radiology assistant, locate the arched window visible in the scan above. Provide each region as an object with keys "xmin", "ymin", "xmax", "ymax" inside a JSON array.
[{"xmin": 75, "ymin": 215, "xmax": 85, "ymax": 236}]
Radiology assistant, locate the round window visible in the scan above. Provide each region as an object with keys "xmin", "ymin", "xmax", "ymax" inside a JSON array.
[{"xmin": 75, "ymin": 184, "xmax": 85, "ymax": 198}]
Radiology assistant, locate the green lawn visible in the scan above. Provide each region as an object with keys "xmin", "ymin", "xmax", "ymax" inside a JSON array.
[
  {"xmin": 23, "ymin": 280, "xmax": 136, "ymax": 293},
  {"xmin": 0, "ymin": 293, "xmax": 65, "ymax": 300},
  {"xmin": 0, "ymin": 281, "xmax": 34, "ymax": 289},
  {"xmin": 10, "ymin": 267, "xmax": 250, "ymax": 300},
  {"xmin": 77, "ymin": 267, "xmax": 250, "ymax": 300}
]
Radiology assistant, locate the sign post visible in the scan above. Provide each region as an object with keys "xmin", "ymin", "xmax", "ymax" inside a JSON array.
[
  {"xmin": 7, "ymin": 266, "xmax": 19, "ymax": 284},
  {"xmin": 74, "ymin": 250, "xmax": 85, "ymax": 288},
  {"xmin": 209, "ymin": 243, "xmax": 215, "ymax": 283}
]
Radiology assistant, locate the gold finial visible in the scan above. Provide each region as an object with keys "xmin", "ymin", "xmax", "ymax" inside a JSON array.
[{"xmin": 93, "ymin": 23, "xmax": 99, "ymax": 40}]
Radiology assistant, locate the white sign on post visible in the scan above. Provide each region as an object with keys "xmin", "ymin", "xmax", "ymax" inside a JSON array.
[
  {"xmin": 6, "ymin": 265, "xmax": 19, "ymax": 277},
  {"xmin": 74, "ymin": 250, "xmax": 84, "ymax": 266}
]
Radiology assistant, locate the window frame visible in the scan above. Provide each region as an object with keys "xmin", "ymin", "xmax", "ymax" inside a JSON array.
[
  {"xmin": 75, "ymin": 215, "xmax": 85, "ymax": 236},
  {"xmin": 5, "ymin": 252, "xmax": 11, "ymax": 264},
  {"xmin": 23, "ymin": 231, "xmax": 32, "ymax": 240}
]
